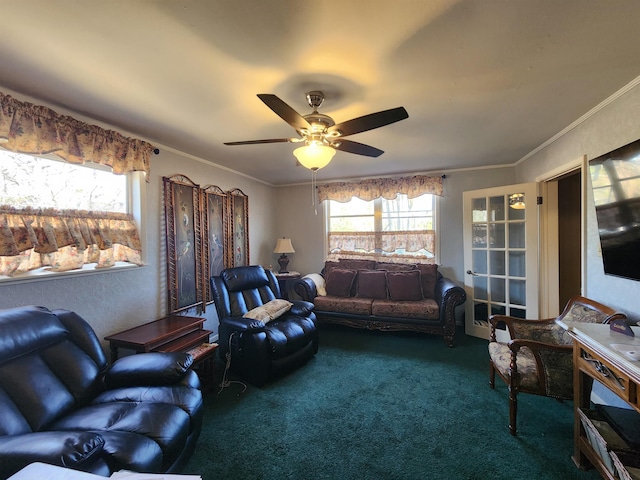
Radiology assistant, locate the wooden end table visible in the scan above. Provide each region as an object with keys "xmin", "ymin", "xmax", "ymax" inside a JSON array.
[
  {"xmin": 275, "ymin": 271, "xmax": 301, "ymax": 300},
  {"xmin": 105, "ymin": 315, "xmax": 217, "ymax": 391}
]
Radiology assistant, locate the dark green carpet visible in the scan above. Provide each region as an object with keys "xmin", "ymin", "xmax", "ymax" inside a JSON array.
[{"xmin": 185, "ymin": 326, "xmax": 600, "ymax": 480}]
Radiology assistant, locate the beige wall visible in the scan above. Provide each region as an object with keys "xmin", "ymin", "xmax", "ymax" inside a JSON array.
[{"xmin": 516, "ymin": 84, "xmax": 640, "ymax": 320}]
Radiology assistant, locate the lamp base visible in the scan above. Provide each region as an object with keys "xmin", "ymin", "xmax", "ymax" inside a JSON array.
[{"xmin": 277, "ymin": 254, "xmax": 290, "ymax": 274}]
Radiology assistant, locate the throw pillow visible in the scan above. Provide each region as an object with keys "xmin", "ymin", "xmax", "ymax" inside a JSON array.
[
  {"xmin": 386, "ymin": 270, "xmax": 423, "ymax": 301},
  {"xmin": 243, "ymin": 299, "xmax": 293, "ymax": 323},
  {"xmin": 375, "ymin": 262, "xmax": 418, "ymax": 272},
  {"xmin": 416, "ymin": 264, "xmax": 438, "ymax": 299},
  {"xmin": 356, "ymin": 269, "xmax": 388, "ymax": 299},
  {"xmin": 325, "ymin": 268, "xmax": 357, "ymax": 297},
  {"xmin": 338, "ymin": 258, "xmax": 376, "ymax": 271},
  {"xmin": 322, "ymin": 260, "xmax": 340, "ymax": 278}
]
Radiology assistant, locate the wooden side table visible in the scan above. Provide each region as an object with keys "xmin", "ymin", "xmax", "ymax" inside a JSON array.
[
  {"xmin": 275, "ymin": 271, "xmax": 301, "ymax": 300},
  {"xmin": 104, "ymin": 315, "xmax": 216, "ymax": 391}
]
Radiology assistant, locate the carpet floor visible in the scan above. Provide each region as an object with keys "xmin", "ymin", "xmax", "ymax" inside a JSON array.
[{"xmin": 184, "ymin": 325, "xmax": 601, "ymax": 480}]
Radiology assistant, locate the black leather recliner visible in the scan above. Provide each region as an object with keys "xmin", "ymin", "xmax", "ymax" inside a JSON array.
[
  {"xmin": 210, "ymin": 265, "xmax": 318, "ymax": 386},
  {"xmin": 0, "ymin": 305, "xmax": 203, "ymax": 479}
]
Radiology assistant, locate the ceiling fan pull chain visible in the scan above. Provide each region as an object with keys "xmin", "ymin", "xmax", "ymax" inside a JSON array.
[{"xmin": 312, "ymin": 169, "xmax": 319, "ymax": 215}]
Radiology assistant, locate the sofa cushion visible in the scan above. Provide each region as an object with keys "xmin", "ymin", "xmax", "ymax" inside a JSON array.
[
  {"xmin": 416, "ymin": 263, "xmax": 438, "ymax": 299},
  {"xmin": 386, "ymin": 270, "xmax": 423, "ymax": 301},
  {"xmin": 91, "ymin": 430, "xmax": 163, "ymax": 473},
  {"xmin": 375, "ymin": 262, "xmax": 417, "ymax": 272},
  {"xmin": 338, "ymin": 258, "xmax": 376, "ymax": 271},
  {"xmin": 50, "ymin": 401, "xmax": 190, "ymax": 470},
  {"xmin": 372, "ymin": 298, "xmax": 439, "ymax": 319},
  {"xmin": 243, "ymin": 299, "xmax": 293, "ymax": 323},
  {"xmin": 314, "ymin": 295, "xmax": 373, "ymax": 316},
  {"xmin": 265, "ymin": 315, "xmax": 317, "ymax": 359},
  {"xmin": 356, "ymin": 270, "xmax": 387, "ymax": 299},
  {"xmin": 325, "ymin": 268, "xmax": 357, "ymax": 297}
]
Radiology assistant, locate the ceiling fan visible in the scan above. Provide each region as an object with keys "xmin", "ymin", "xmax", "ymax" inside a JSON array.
[{"xmin": 224, "ymin": 91, "xmax": 409, "ymax": 170}]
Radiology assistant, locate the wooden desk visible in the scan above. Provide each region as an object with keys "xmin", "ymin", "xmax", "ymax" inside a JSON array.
[
  {"xmin": 566, "ymin": 322, "xmax": 640, "ymax": 478},
  {"xmin": 105, "ymin": 315, "xmax": 216, "ymax": 391}
]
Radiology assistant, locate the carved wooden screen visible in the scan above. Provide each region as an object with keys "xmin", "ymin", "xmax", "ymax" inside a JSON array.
[
  {"xmin": 202, "ymin": 185, "xmax": 228, "ymax": 303},
  {"xmin": 227, "ymin": 188, "xmax": 249, "ymax": 267},
  {"xmin": 163, "ymin": 174, "xmax": 203, "ymax": 313}
]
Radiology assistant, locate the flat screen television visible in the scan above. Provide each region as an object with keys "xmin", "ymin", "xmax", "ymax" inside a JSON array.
[{"xmin": 588, "ymin": 138, "xmax": 640, "ymax": 281}]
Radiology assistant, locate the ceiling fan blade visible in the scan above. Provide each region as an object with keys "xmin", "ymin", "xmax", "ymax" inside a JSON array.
[
  {"xmin": 257, "ymin": 94, "xmax": 311, "ymax": 132},
  {"xmin": 333, "ymin": 139, "xmax": 384, "ymax": 157},
  {"xmin": 224, "ymin": 138, "xmax": 297, "ymax": 146},
  {"xmin": 327, "ymin": 107, "xmax": 408, "ymax": 137}
]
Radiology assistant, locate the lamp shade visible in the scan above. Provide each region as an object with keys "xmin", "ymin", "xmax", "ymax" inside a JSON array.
[
  {"xmin": 273, "ymin": 237, "xmax": 295, "ymax": 254},
  {"xmin": 293, "ymin": 144, "xmax": 336, "ymax": 170}
]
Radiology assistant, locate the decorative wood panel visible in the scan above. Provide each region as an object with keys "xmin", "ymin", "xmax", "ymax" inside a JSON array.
[
  {"xmin": 202, "ymin": 185, "xmax": 228, "ymax": 303},
  {"xmin": 163, "ymin": 174, "xmax": 203, "ymax": 313},
  {"xmin": 227, "ymin": 188, "xmax": 249, "ymax": 267}
]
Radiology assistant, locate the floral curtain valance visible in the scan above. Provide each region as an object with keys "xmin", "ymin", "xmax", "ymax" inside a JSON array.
[
  {"xmin": 317, "ymin": 175, "xmax": 443, "ymax": 203},
  {"xmin": 0, "ymin": 92, "xmax": 154, "ymax": 178},
  {"xmin": 0, "ymin": 206, "xmax": 142, "ymax": 277}
]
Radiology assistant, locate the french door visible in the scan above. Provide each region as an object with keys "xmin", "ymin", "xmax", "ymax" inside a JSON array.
[{"xmin": 463, "ymin": 183, "xmax": 539, "ymax": 340}]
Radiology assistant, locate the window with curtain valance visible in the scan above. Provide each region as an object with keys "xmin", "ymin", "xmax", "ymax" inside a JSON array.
[
  {"xmin": 321, "ymin": 175, "xmax": 443, "ymax": 264},
  {"xmin": 0, "ymin": 92, "xmax": 152, "ymax": 278}
]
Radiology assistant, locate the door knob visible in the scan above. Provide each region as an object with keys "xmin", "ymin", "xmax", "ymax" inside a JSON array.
[{"xmin": 466, "ymin": 270, "xmax": 478, "ymax": 276}]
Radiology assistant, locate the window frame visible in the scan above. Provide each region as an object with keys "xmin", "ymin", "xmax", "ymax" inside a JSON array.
[
  {"xmin": 325, "ymin": 193, "xmax": 440, "ymax": 263},
  {"xmin": 0, "ymin": 154, "xmax": 147, "ymax": 284}
]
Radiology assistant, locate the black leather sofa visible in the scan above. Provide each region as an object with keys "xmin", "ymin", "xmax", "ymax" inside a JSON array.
[
  {"xmin": 210, "ymin": 265, "xmax": 318, "ymax": 386},
  {"xmin": 0, "ymin": 306, "xmax": 203, "ymax": 479}
]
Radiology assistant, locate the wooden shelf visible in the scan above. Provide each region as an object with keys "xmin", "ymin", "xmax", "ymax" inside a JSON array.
[
  {"xmin": 155, "ymin": 329, "xmax": 212, "ymax": 353},
  {"xmin": 568, "ymin": 322, "xmax": 640, "ymax": 479}
]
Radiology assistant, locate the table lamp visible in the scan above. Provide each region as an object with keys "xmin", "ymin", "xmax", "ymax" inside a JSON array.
[{"xmin": 273, "ymin": 237, "xmax": 295, "ymax": 273}]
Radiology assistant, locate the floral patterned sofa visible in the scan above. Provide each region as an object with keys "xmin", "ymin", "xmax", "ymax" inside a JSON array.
[{"xmin": 294, "ymin": 258, "xmax": 466, "ymax": 347}]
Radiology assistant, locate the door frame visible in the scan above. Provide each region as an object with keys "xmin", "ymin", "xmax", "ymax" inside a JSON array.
[{"xmin": 536, "ymin": 155, "xmax": 587, "ymax": 318}]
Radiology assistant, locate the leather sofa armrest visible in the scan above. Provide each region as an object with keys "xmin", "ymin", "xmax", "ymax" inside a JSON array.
[
  {"xmin": 221, "ymin": 316, "xmax": 266, "ymax": 333},
  {"xmin": 104, "ymin": 352, "xmax": 194, "ymax": 389},
  {"xmin": 0, "ymin": 431, "xmax": 105, "ymax": 479},
  {"xmin": 294, "ymin": 277, "xmax": 318, "ymax": 301},
  {"xmin": 434, "ymin": 276, "xmax": 467, "ymax": 346},
  {"xmin": 290, "ymin": 300, "xmax": 315, "ymax": 316}
]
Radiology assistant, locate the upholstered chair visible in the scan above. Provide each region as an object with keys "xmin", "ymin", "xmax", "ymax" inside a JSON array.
[
  {"xmin": 210, "ymin": 265, "xmax": 318, "ymax": 386},
  {"xmin": 488, "ymin": 295, "xmax": 624, "ymax": 435}
]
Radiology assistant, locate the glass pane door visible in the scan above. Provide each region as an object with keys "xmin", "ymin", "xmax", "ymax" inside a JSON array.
[{"xmin": 463, "ymin": 183, "xmax": 538, "ymax": 340}]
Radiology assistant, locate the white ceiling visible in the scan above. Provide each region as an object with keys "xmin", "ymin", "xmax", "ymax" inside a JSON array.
[{"xmin": 1, "ymin": 0, "xmax": 640, "ymax": 186}]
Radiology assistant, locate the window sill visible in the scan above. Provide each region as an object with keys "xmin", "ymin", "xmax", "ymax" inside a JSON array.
[{"xmin": 0, "ymin": 262, "xmax": 145, "ymax": 286}]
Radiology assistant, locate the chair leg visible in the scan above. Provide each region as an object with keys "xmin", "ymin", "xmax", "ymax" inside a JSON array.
[
  {"xmin": 508, "ymin": 386, "xmax": 518, "ymax": 436},
  {"xmin": 489, "ymin": 361, "xmax": 496, "ymax": 389}
]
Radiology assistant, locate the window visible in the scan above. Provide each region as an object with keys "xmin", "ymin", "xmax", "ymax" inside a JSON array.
[
  {"xmin": 327, "ymin": 193, "xmax": 437, "ymax": 262},
  {"xmin": 0, "ymin": 151, "xmax": 127, "ymax": 211},
  {"xmin": 0, "ymin": 150, "xmax": 144, "ymax": 280}
]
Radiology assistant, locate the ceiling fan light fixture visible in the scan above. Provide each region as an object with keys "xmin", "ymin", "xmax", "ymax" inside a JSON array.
[
  {"xmin": 293, "ymin": 143, "xmax": 336, "ymax": 170},
  {"xmin": 509, "ymin": 193, "xmax": 526, "ymax": 209}
]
